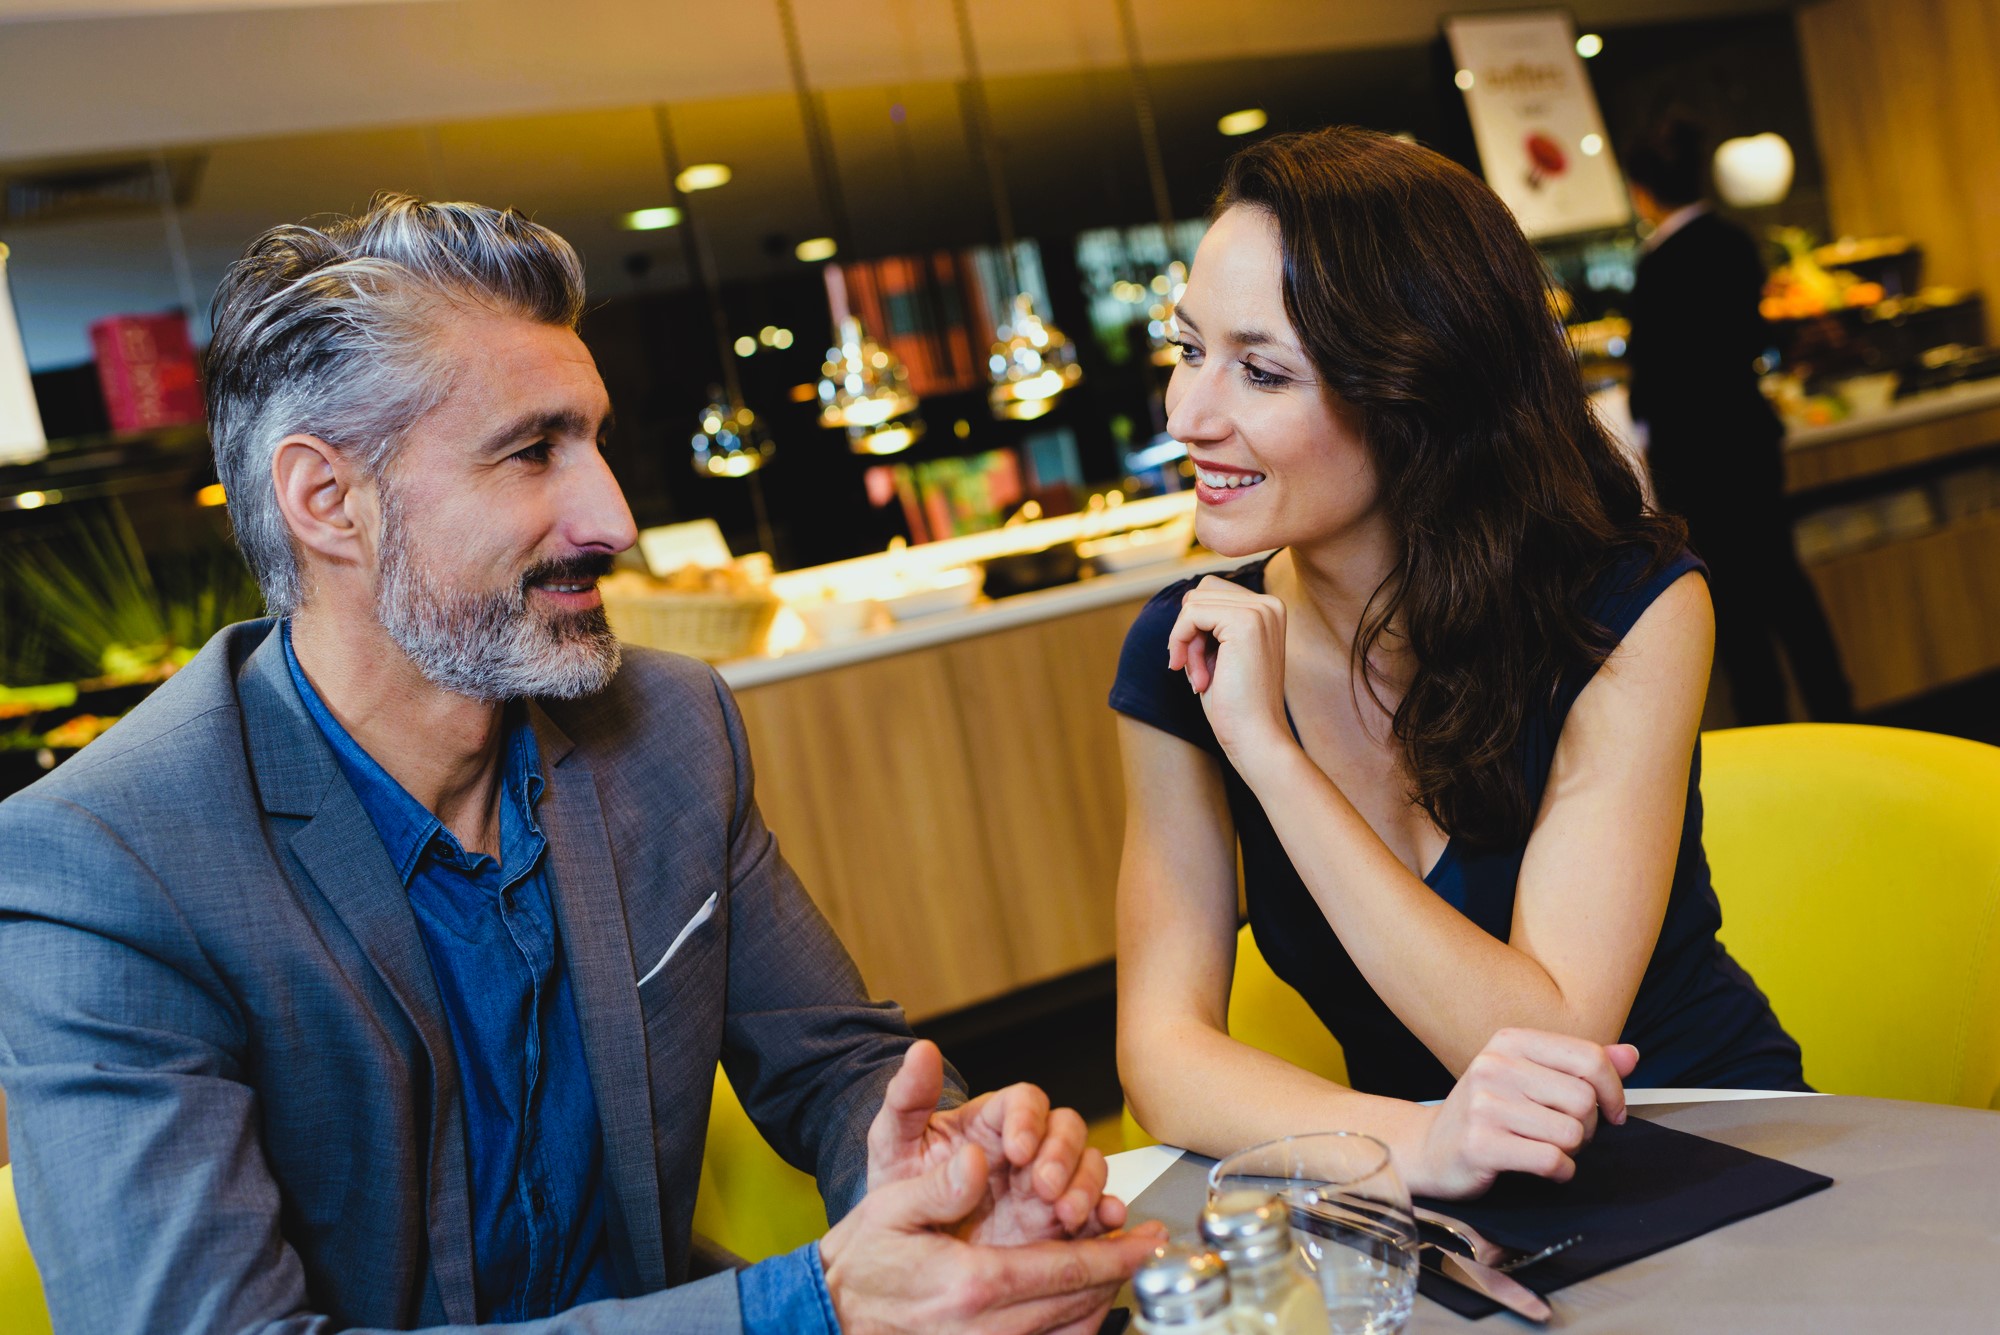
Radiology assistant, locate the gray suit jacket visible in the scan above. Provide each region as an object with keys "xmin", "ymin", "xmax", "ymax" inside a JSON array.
[{"xmin": 0, "ymin": 619, "xmax": 956, "ymax": 1333}]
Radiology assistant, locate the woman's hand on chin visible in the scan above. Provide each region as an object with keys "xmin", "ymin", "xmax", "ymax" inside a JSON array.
[
  {"xmin": 1167, "ymin": 576, "xmax": 1297, "ymax": 775},
  {"xmin": 1410, "ymin": 1028, "xmax": 1640, "ymax": 1200}
]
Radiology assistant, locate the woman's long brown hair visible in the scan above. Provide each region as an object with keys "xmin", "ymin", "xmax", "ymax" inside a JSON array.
[{"xmin": 1215, "ymin": 127, "xmax": 1686, "ymax": 851}]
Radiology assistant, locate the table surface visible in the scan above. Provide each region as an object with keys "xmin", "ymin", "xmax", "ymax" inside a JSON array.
[{"xmin": 1108, "ymin": 1092, "xmax": 2000, "ymax": 1333}]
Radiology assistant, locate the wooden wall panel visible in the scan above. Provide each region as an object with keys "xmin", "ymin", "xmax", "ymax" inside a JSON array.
[
  {"xmin": 732, "ymin": 650, "xmax": 1017, "ymax": 1018},
  {"xmin": 731, "ymin": 595, "xmax": 1152, "ymax": 1020},
  {"xmin": 942, "ymin": 602, "xmax": 1136, "ymax": 993},
  {"xmin": 1806, "ymin": 511, "xmax": 2000, "ymax": 708},
  {"xmin": 1797, "ymin": 0, "xmax": 2000, "ymax": 315}
]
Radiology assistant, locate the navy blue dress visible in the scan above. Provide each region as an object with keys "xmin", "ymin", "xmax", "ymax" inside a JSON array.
[{"xmin": 1110, "ymin": 547, "xmax": 1806, "ymax": 1101}]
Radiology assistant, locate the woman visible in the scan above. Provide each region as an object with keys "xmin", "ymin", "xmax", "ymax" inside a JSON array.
[{"xmin": 1112, "ymin": 128, "xmax": 1803, "ymax": 1202}]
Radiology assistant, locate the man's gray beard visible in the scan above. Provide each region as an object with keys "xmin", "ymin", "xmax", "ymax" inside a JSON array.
[{"xmin": 373, "ymin": 494, "xmax": 621, "ymax": 704}]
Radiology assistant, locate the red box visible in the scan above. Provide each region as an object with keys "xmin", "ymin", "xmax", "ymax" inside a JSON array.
[{"xmin": 89, "ymin": 312, "xmax": 204, "ymax": 433}]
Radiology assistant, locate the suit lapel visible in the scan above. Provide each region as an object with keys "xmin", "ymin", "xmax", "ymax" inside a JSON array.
[
  {"xmin": 239, "ymin": 626, "xmax": 481, "ymax": 1323},
  {"xmin": 532, "ymin": 705, "xmax": 669, "ymax": 1295}
]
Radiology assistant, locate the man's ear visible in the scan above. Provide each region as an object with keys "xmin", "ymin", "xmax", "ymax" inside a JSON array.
[{"xmin": 272, "ymin": 434, "xmax": 375, "ymax": 572}]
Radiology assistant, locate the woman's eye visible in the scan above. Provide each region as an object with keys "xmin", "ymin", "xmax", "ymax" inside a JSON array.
[
  {"xmin": 1243, "ymin": 362, "xmax": 1292, "ymax": 388},
  {"xmin": 1170, "ymin": 339, "xmax": 1203, "ymax": 364}
]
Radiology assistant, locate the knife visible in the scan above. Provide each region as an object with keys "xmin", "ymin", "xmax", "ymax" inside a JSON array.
[{"xmin": 1421, "ymin": 1244, "xmax": 1553, "ymax": 1323}]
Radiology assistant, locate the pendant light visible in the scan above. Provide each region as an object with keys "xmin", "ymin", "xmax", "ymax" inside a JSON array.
[
  {"xmin": 1113, "ymin": 0, "xmax": 1190, "ymax": 367},
  {"xmin": 653, "ymin": 106, "xmax": 780, "ymax": 554},
  {"xmin": 951, "ymin": 0, "xmax": 1083, "ymax": 420},
  {"xmin": 775, "ymin": 0, "xmax": 925, "ymax": 455}
]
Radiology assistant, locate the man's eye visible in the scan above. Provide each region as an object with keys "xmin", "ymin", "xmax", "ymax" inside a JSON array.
[{"xmin": 514, "ymin": 441, "xmax": 554, "ymax": 463}]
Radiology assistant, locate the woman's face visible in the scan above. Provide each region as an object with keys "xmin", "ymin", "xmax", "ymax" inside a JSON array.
[{"xmin": 1166, "ymin": 205, "xmax": 1382, "ymax": 559}]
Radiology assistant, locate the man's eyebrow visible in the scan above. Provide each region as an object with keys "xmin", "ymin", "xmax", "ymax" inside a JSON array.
[{"xmin": 478, "ymin": 408, "xmax": 610, "ymax": 455}]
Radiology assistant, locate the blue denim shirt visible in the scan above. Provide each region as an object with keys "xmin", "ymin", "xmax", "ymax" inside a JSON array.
[{"xmin": 283, "ymin": 624, "xmax": 838, "ymax": 1331}]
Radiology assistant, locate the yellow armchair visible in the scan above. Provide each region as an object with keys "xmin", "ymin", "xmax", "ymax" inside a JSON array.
[
  {"xmin": 691, "ymin": 1068, "xmax": 829, "ymax": 1262},
  {"xmin": 1700, "ymin": 723, "xmax": 2000, "ymax": 1109},
  {"xmin": 1, "ymin": 1164, "xmax": 53, "ymax": 1335}
]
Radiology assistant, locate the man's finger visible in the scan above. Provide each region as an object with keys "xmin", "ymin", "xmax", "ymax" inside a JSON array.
[
  {"xmin": 1027, "ymin": 1106, "xmax": 1086, "ymax": 1200},
  {"xmin": 979, "ymin": 1225, "xmax": 1165, "ymax": 1303},
  {"xmin": 873, "ymin": 1142, "xmax": 990, "ymax": 1232},
  {"xmin": 871, "ymin": 1041, "xmax": 948, "ymax": 1159},
  {"xmin": 1051, "ymin": 1144, "xmax": 1107, "ymax": 1233},
  {"xmin": 982, "ymin": 1083, "xmax": 1051, "ymax": 1168}
]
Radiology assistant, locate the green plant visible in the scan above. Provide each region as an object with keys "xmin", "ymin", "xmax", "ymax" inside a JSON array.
[{"xmin": 0, "ymin": 500, "xmax": 263, "ymax": 684}]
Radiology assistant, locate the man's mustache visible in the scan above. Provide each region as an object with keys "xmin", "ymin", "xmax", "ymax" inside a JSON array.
[{"xmin": 520, "ymin": 552, "xmax": 616, "ymax": 593}]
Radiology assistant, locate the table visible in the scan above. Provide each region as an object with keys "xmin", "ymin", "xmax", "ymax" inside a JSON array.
[{"xmin": 1106, "ymin": 1091, "xmax": 2000, "ymax": 1333}]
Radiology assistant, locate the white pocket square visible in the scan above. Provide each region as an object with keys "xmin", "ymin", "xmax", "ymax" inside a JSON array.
[{"xmin": 638, "ymin": 891, "xmax": 719, "ymax": 988}]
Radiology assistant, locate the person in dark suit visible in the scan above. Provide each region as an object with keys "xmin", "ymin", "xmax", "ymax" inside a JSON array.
[
  {"xmin": 1624, "ymin": 118, "xmax": 1854, "ymax": 725},
  {"xmin": 0, "ymin": 195, "xmax": 1160, "ymax": 1334}
]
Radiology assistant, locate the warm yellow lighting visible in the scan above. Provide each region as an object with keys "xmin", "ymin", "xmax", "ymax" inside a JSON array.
[
  {"xmin": 1217, "ymin": 108, "xmax": 1267, "ymax": 137},
  {"xmin": 13, "ymin": 489, "xmax": 47, "ymax": 509},
  {"xmin": 1455, "ymin": 69, "xmax": 1475, "ymax": 90},
  {"xmin": 735, "ymin": 336, "xmax": 757, "ymax": 357},
  {"xmin": 1575, "ymin": 32, "xmax": 1603, "ymax": 58},
  {"xmin": 758, "ymin": 326, "xmax": 780, "ymax": 346},
  {"xmin": 995, "ymin": 397, "xmax": 1057, "ymax": 422},
  {"xmin": 849, "ymin": 422, "xmax": 921, "ymax": 455},
  {"xmin": 195, "ymin": 483, "xmax": 228, "ymax": 507},
  {"xmin": 795, "ymin": 236, "xmax": 838, "ymax": 262},
  {"xmin": 675, "ymin": 163, "xmax": 733, "ymax": 192},
  {"xmin": 1580, "ymin": 134, "xmax": 1604, "ymax": 157},
  {"xmin": 619, "ymin": 206, "xmax": 681, "ymax": 231},
  {"xmin": 772, "ymin": 328, "xmax": 794, "ymax": 349},
  {"xmin": 1005, "ymin": 369, "xmax": 1065, "ymax": 403},
  {"xmin": 953, "ymin": 418, "xmax": 972, "ymax": 439}
]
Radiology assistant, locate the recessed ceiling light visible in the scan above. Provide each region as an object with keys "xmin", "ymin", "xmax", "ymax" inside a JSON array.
[
  {"xmin": 795, "ymin": 236, "xmax": 838, "ymax": 262},
  {"xmin": 1217, "ymin": 108, "xmax": 1267, "ymax": 137},
  {"xmin": 619, "ymin": 206, "xmax": 681, "ymax": 231},
  {"xmin": 675, "ymin": 163, "xmax": 733, "ymax": 192},
  {"xmin": 1576, "ymin": 33, "xmax": 1604, "ymax": 58}
]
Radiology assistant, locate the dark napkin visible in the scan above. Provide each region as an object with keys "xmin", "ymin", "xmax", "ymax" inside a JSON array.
[{"xmin": 1411, "ymin": 1113, "xmax": 1833, "ymax": 1318}]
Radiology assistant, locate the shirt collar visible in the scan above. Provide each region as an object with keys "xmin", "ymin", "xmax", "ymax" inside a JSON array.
[
  {"xmin": 281, "ymin": 620, "xmax": 543, "ymax": 886},
  {"xmin": 1642, "ymin": 201, "xmax": 1710, "ymax": 254}
]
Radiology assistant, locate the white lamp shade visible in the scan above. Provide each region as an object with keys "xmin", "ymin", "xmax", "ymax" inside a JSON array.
[
  {"xmin": 1713, "ymin": 133, "xmax": 1795, "ymax": 209},
  {"xmin": 0, "ymin": 244, "xmax": 49, "ymax": 465}
]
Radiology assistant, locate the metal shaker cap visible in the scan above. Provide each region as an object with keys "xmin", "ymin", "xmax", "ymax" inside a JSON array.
[
  {"xmin": 1199, "ymin": 1188, "xmax": 1293, "ymax": 1267},
  {"xmin": 1132, "ymin": 1245, "xmax": 1231, "ymax": 1325}
]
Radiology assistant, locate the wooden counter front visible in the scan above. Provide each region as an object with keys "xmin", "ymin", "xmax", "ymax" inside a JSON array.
[{"xmin": 732, "ymin": 598, "xmax": 1140, "ymax": 1021}]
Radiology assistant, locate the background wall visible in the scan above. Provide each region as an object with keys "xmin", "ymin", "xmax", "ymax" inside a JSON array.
[{"xmin": 1797, "ymin": 0, "xmax": 2000, "ymax": 307}]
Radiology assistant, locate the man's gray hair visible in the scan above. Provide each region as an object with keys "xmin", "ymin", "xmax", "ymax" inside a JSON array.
[{"xmin": 205, "ymin": 192, "xmax": 587, "ymax": 613}]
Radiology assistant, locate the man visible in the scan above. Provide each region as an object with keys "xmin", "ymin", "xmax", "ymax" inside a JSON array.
[
  {"xmin": 0, "ymin": 195, "xmax": 1162, "ymax": 1333},
  {"xmin": 1623, "ymin": 116, "xmax": 1855, "ymax": 725}
]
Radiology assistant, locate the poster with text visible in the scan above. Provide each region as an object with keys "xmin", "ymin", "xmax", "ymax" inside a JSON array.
[{"xmin": 1445, "ymin": 11, "xmax": 1630, "ymax": 239}]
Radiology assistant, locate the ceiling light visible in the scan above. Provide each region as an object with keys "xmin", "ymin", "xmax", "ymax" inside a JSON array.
[
  {"xmin": 795, "ymin": 236, "xmax": 838, "ymax": 263},
  {"xmin": 691, "ymin": 395, "xmax": 775, "ymax": 478},
  {"xmin": 988, "ymin": 294, "xmax": 1083, "ymax": 421},
  {"xmin": 1217, "ymin": 108, "xmax": 1268, "ymax": 137},
  {"xmin": 620, "ymin": 206, "xmax": 681, "ymax": 231},
  {"xmin": 1576, "ymin": 33, "xmax": 1603, "ymax": 58},
  {"xmin": 1713, "ymin": 133, "xmax": 1796, "ymax": 208},
  {"xmin": 674, "ymin": 163, "xmax": 733, "ymax": 192},
  {"xmin": 848, "ymin": 419, "xmax": 925, "ymax": 456},
  {"xmin": 818, "ymin": 316, "xmax": 919, "ymax": 438}
]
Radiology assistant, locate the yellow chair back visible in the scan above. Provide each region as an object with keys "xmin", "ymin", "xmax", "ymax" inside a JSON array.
[
  {"xmin": 691, "ymin": 1068, "xmax": 829, "ymax": 1262},
  {"xmin": 1701, "ymin": 723, "xmax": 2000, "ymax": 1110},
  {"xmin": 1123, "ymin": 923, "xmax": 1350, "ymax": 1148},
  {"xmin": 1, "ymin": 1163, "xmax": 54, "ymax": 1335}
]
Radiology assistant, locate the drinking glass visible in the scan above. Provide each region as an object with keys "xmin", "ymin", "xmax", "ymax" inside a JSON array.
[{"xmin": 1207, "ymin": 1132, "xmax": 1419, "ymax": 1335}]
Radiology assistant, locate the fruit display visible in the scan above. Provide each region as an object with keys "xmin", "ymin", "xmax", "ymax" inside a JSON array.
[{"xmin": 1761, "ymin": 228, "xmax": 1887, "ymax": 321}]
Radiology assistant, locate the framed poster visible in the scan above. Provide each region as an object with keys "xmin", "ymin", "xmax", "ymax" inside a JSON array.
[{"xmin": 1444, "ymin": 10, "xmax": 1630, "ymax": 239}]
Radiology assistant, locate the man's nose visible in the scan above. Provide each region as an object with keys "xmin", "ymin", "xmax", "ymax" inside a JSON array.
[{"xmin": 566, "ymin": 446, "xmax": 638, "ymax": 555}]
